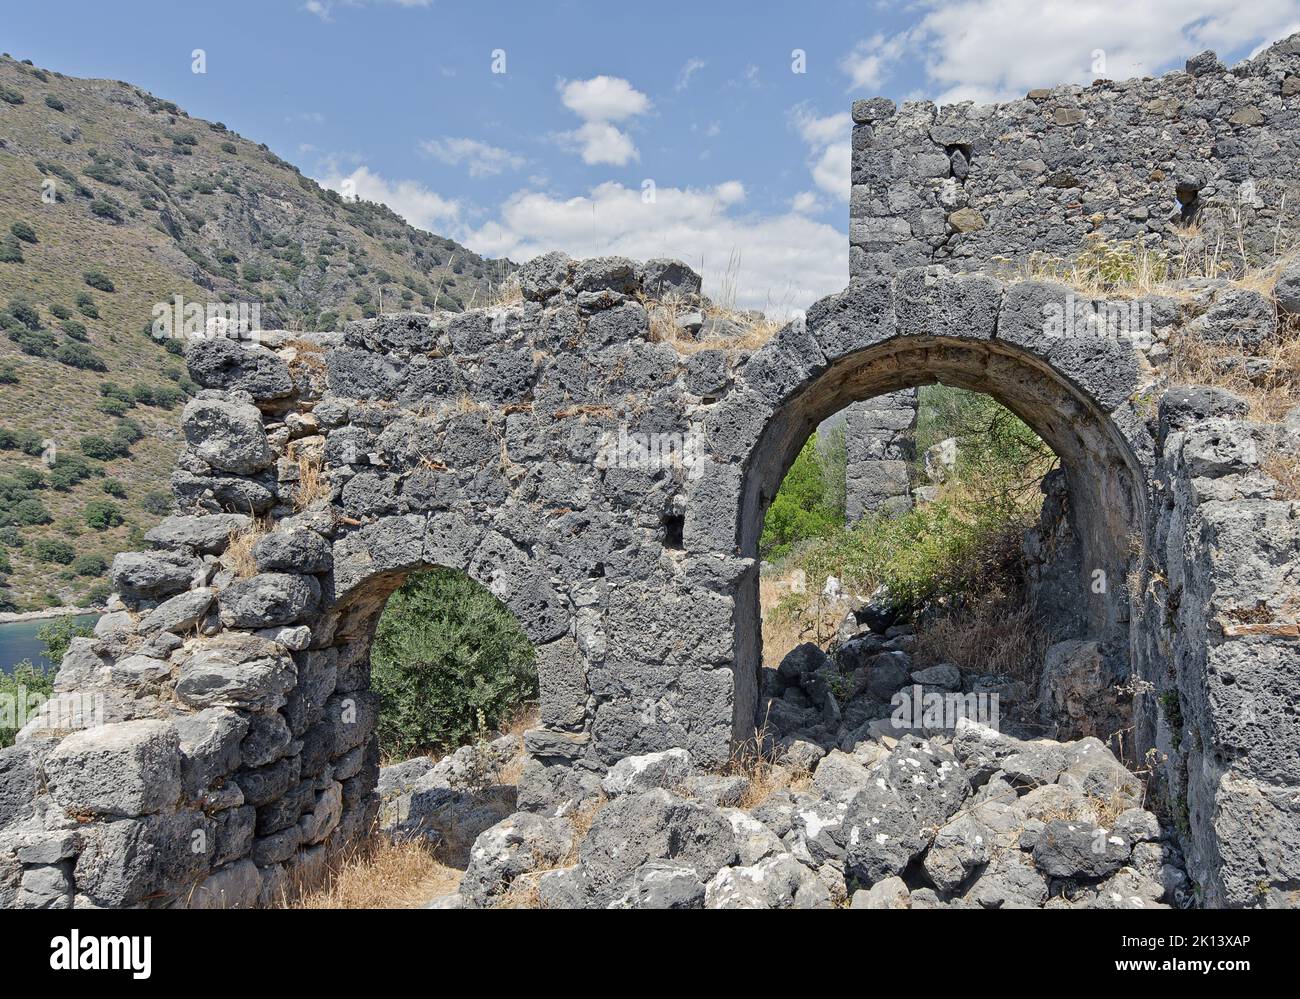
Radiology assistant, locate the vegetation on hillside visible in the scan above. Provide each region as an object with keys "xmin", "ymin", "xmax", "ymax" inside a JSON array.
[{"xmin": 0, "ymin": 52, "xmax": 512, "ymax": 609}]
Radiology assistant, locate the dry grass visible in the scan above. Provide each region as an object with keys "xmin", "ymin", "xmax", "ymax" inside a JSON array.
[
  {"xmin": 223, "ymin": 517, "xmax": 269, "ymax": 580},
  {"xmin": 913, "ymin": 598, "xmax": 1049, "ymax": 685},
  {"xmin": 1166, "ymin": 318, "xmax": 1300, "ymax": 423},
  {"xmin": 485, "ymin": 274, "xmax": 524, "ymax": 308},
  {"xmin": 642, "ymin": 291, "xmax": 781, "ymax": 355},
  {"xmin": 292, "ymin": 446, "xmax": 330, "ymax": 511},
  {"xmin": 1262, "ymin": 447, "xmax": 1300, "ymax": 499},
  {"xmin": 759, "ymin": 571, "xmax": 847, "ymax": 667},
  {"xmin": 1019, "ymin": 226, "xmax": 1295, "ymax": 299},
  {"xmin": 726, "ymin": 712, "xmax": 813, "ymax": 810},
  {"xmin": 495, "ymin": 703, "xmax": 539, "ymax": 786},
  {"xmin": 288, "ymin": 837, "xmax": 462, "ymax": 909}
]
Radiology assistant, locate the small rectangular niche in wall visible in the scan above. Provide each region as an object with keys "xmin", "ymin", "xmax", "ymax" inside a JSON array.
[{"xmin": 662, "ymin": 513, "xmax": 684, "ymax": 550}]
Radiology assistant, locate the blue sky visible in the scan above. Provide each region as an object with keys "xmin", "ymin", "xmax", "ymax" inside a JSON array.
[{"xmin": 5, "ymin": 0, "xmax": 1299, "ymax": 310}]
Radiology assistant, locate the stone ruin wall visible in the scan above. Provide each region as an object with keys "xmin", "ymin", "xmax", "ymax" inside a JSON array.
[
  {"xmin": 0, "ymin": 37, "xmax": 1298, "ymax": 910},
  {"xmin": 842, "ymin": 391, "xmax": 917, "ymax": 522},
  {"xmin": 841, "ymin": 33, "xmax": 1300, "ymax": 527},
  {"xmin": 849, "ymin": 36, "xmax": 1300, "ymax": 280}
]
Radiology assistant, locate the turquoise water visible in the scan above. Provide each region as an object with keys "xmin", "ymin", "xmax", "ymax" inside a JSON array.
[{"xmin": 0, "ymin": 615, "xmax": 99, "ymax": 674}]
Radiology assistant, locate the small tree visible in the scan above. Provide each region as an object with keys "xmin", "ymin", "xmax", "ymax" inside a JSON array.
[{"xmin": 371, "ymin": 569, "xmax": 537, "ymax": 758}]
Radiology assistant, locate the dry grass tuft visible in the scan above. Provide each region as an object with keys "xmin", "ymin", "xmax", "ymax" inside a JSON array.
[
  {"xmin": 1166, "ymin": 320, "xmax": 1300, "ymax": 424},
  {"xmin": 913, "ymin": 599, "xmax": 1049, "ymax": 685},
  {"xmin": 288, "ymin": 837, "xmax": 462, "ymax": 909},
  {"xmin": 224, "ymin": 517, "xmax": 269, "ymax": 580},
  {"xmin": 724, "ymin": 712, "xmax": 812, "ymax": 810},
  {"xmin": 1262, "ymin": 446, "xmax": 1300, "ymax": 499},
  {"xmin": 292, "ymin": 446, "xmax": 330, "ymax": 511},
  {"xmin": 495, "ymin": 703, "xmax": 539, "ymax": 786},
  {"xmin": 486, "ymin": 274, "xmax": 524, "ymax": 307}
]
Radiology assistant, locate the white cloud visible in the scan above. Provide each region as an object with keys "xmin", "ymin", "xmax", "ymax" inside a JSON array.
[
  {"xmin": 461, "ymin": 181, "xmax": 846, "ymax": 315},
  {"xmin": 555, "ymin": 75, "xmax": 652, "ymax": 167},
  {"xmin": 314, "ymin": 164, "xmax": 460, "ymax": 230},
  {"xmin": 791, "ymin": 191, "xmax": 825, "ymax": 214},
  {"xmin": 810, "ymin": 143, "xmax": 851, "ymax": 202},
  {"xmin": 792, "ymin": 107, "xmax": 851, "ymax": 148},
  {"xmin": 559, "ymin": 121, "xmax": 640, "ymax": 166},
  {"xmin": 839, "ymin": 32, "xmax": 911, "ymax": 91},
  {"xmin": 420, "ymin": 136, "xmax": 526, "ymax": 177},
  {"xmin": 558, "ymin": 76, "xmax": 651, "ymax": 122},
  {"xmin": 676, "ymin": 58, "xmax": 707, "ymax": 91},
  {"xmin": 843, "ymin": 1, "xmax": 1300, "ymax": 103},
  {"xmin": 789, "ymin": 105, "xmax": 852, "ymax": 202}
]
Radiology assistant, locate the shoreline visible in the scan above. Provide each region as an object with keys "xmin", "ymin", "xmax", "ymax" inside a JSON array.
[{"xmin": 0, "ymin": 606, "xmax": 101, "ymax": 626}]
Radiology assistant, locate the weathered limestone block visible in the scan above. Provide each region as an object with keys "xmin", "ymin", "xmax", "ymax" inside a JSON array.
[{"xmin": 44, "ymin": 720, "xmax": 181, "ymax": 818}]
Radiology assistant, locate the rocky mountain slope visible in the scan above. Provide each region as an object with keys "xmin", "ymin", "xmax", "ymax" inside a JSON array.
[{"xmin": 0, "ymin": 52, "xmax": 509, "ymax": 611}]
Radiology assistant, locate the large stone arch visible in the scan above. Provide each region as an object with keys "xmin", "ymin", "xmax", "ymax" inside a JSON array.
[{"xmin": 688, "ymin": 268, "xmax": 1155, "ymax": 744}]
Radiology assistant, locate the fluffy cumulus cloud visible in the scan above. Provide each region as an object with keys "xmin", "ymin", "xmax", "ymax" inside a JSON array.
[
  {"xmin": 842, "ymin": 0, "xmax": 1300, "ymax": 103},
  {"xmin": 789, "ymin": 105, "xmax": 851, "ymax": 204},
  {"xmin": 461, "ymin": 180, "xmax": 846, "ymax": 315},
  {"xmin": 555, "ymin": 76, "xmax": 652, "ymax": 166},
  {"xmin": 314, "ymin": 164, "xmax": 460, "ymax": 230},
  {"xmin": 420, "ymin": 137, "xmax": 526, "ymax": 178}
]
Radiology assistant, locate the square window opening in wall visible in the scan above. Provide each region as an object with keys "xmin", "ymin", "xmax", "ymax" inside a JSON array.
[{"xmin": 662, "ymin": 513, "xmax": 684, "ymax": 550}]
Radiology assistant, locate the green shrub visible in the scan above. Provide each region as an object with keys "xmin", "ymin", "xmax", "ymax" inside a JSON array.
[
  {"xmin": 83, "ymin": 271, "xmax": 115, "ymax": 292},
  {"xmin": 141, "ymin": 491, "xmax": 172, "ymax": 515},
  {"xmin": 5, "ymin": 328, "xmax": 55, "ymax": 357},
  {"xmin": 760, "ymin": 432, "xmax": 846, "ymax": 560},
  {"xmin": 9, "ymin": 221, "xmax": 37, "ymax": 243},
  {"xmin": 43, "ymin": 95, "xmax": 65, "ymax": 112},
  {"xmin": 36, "ymin": 616, "xmax": 93, "ymax": 665},
  {"xmin": 0, "ymin": 427, "xmax": 44, "ymax": 456},
  {"xmin": 0, "ymin": 238, "xmax": 21, "ymax": 264},
  {"xmin": 113, "ymin": 419, "xmax": 143, "ymax": 446},
  {"xmin": 89, "ymin": 200, "xmax": 123, "ymax": 222},
  {"xmin": 83, "ymin": 499, "xmax": 123, "ymax": 530},
  {"xmin": 61, "ymin": 319, "xmax": 88, "ymax": 341},
  {"xmin": 49, "ymin": 304, "xmax": 71, "ymax": 319},
  {"xmin": 79, "ymin": 435, "xmax": 128, "ymax": 461},
  {"xmin": 5, "ymin": 498, "xmax": 51, "ymax": 527},
  {"xmin": 0, "ymin": 363, "xmax": 16, "ymax": 384},
  {"xmin": 13, "ymin": 468, "xmax": 44, "ymax": 490},
  {"xmin": 54, "ymin": 342, "xmax": 107, "ymax": 371},
  {"xmin": 75, "ymin": 293, "xmax": 99, "ymax": 318},
  {"xmin": 101, "ymin": 478, "xmax": 127, "ymax": 498},
  {"xmin": 71, "ymin": 553, "xmax": 108, "ymax": 576},
  {"xmin": 6, "ymin": 300, "xmax": 41, "ymax": 330},
  {"xmin": 47, "ymin": 454, "xmax": 98, "ymax": 491},
  {"xmin": 0, "ymin": 86, "xmax": 23, "ymax": 105},
  {"xmin": 0, "ymin": 662, "xmax": 54, "ymax": 748},
  {"xmin": 33, "ymin": 538, "xmax": 76, "ymax": 564},
  {"xmin": 371, "ymin": 569, "xmax": 537, "ymax": 757},
  {"xmin": 96, "ymin": 395, "xmax": 129, "ymax": 418}
]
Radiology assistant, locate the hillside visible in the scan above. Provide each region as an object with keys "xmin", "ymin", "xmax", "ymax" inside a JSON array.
[{"xmin": 0, "ymin": 52, "xmax": 510, "ymax": 612}]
